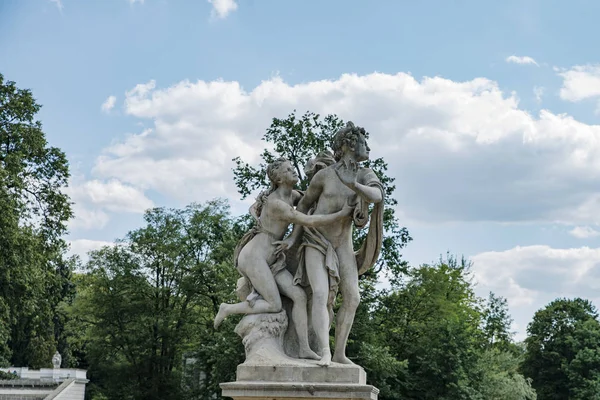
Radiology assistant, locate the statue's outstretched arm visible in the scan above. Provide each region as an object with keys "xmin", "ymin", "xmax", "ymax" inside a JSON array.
[
  {"xmin": 352, "ymin": 182, "xmax": 383, "ymax": 204},
  {"xmin": 274, "ymin": 172, "xmax": 325, "ymax": 251},
  {"xmin": 272, "ymin": 199, "xmax": 352, "ymax": 228}
]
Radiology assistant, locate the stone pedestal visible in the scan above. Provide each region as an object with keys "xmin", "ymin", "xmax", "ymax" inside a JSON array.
[
  {"xmin": 223, "ymin": 303, "xmax": 378, "ymax": 400},
  {"xmin": 220, "ymin": 363, "xmax": 379, "ymax": 400}
]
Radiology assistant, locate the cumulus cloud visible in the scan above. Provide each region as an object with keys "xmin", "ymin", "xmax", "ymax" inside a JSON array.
[
  {"xmin": 68, "ymin": 239, "xmax": 114, "ymax": 262},
  {"xmin": 66, "ymin": 177, "xmax": 153, "ymax": 230},
  {"xmin": 208, "ymin": 0, "xmax": 238, "ymax": 19},
  {"xmin": 93, "ymin": 72, "xmax": 600, "ymax": 225},
  {"xmin": 569, "ymin": 226, "xmax": 600, "ymax": 239},
  {"xmin": 505, "ymin": 55, "xmax": 538, "ymax": 66},
  {"xmin": 101, "ymin": 95, "xmax": 117, "ymax": 113},
  {"xmin": 472, "ymin": 245, "xmax": 600, "ymax": 339},
  {"xmin": 69, "ymin": 205, "xmax": 110, "ymax": 231},
  {"xmin": 558, "ymin": 65, "xmax": 600, "ymax": 107},
  {"xmin": 473, "ymin": 245, "xmax": 600, "ymax": 302},
  {"xmin": 77, "ymin": 179, "xmax": 154, "ymax": 213}
]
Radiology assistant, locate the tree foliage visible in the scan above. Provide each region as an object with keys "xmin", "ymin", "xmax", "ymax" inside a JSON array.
[
  {"xmin": 475, "ymin": 348, "xmax": 536, "ymax": 400},
  {"xmin": 372, "ymin": 256, "xmax": 483, "ymax": 399},
  {"xmin": 521, "ymin": 298, "xmax": 600, "ymax": 400},
  {"xmin": 482, "ymin": 292, "xmax": 514, "ymax": 351},
  {"xmin": 67, "ymin": 201, "xmax": 244, "ymax": 400},
  {"xmin": 362, "ymin": 255, "xmax": 536, "ymax": 400},
  {"xmin": 0, "ymin": 73, "xmax": 73, "ymax": 368}
]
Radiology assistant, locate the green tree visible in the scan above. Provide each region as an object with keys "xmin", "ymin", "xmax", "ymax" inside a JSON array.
[
  {"xmin": 521, "ymin": 298, "xmax": 600, "ymax": 400},
  {"xmin": 0, "ymin": 73, "xmax": 73, "ymax": 367},
  {"xmin": 345, "ymin": 277, "xmax": 408, "ymax": 400},
  {"xmin": 566, "ymin": 318, "xmax": 600, "ymax": 399},
  {"xmin": 68, "ymin": 201, "xmax": 243, "ymax": 400},
  {"xmin": 370, "ymin": 255, "xmax": 535, "ymax": 400},
  {"xmin": 475, "ymin": 348, "xmax": 536, "ymax": 400},
  {"xmin": 373, "ymin": 255, "xmax": 483, "ymax": 399},
  {"xmin": 482, "ymin": 292, "xmax": 514, "ymax": 351}
]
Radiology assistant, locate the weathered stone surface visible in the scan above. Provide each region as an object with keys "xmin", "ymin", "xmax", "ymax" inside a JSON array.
[
  {"xmin": 236, "ymin": 363, "xmax": 367, "ymax": 384},
  {"xmin": 220, "ymin": 381, "xmax": 379, "ymax": 400},
  {"xmin": 235, "ymin": 311, "xmax": 291, "ymax": 365}
]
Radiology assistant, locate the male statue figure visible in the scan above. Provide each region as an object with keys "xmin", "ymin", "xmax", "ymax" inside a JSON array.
[{"xmin": 280, "ymin": 122, "xmax": 385, "ymax": 366}]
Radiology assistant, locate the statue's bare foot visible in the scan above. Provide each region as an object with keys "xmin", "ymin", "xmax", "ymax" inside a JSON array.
[
  {"xmin": 298, "ymin": 347, "xmax": 320, "ymax": 360},
  {"xmin": 332, "ymin": 354, "xmax": 355, "ymax": 365},
  {"xmin": 214, "ymin": 304, "xmax": 229, "ymax": 329},
  {"xmin": 317, "ymin": 352, "xmax": 332, "ymax": 367}
]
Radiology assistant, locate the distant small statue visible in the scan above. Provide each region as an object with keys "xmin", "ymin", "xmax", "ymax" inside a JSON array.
[{"xmin": 52, "ymin": 351, "xmax": 61, "ymax": 369}]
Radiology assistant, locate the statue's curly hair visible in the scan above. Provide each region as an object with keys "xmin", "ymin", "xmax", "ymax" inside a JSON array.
[{"xmin": 332, "ymin": 121, "xmax": 367, "ymax": 161}]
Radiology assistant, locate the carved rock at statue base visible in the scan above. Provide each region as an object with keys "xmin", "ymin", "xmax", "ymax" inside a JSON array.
[{"xmin": 234, "ymin": 310, "xmax": 292, "ymax": 365}]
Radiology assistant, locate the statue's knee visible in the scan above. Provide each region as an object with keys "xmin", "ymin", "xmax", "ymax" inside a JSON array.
[
  {"xmin": 269, "ymin": 298, "xmax": 283, "ymax": 313},
  {"xmin": 291, "ymin": 289, "xmax": 307, "ymax": 304},
  {"xmin": 312, "ymin": 291, "xmax": 329, "ymax": 307},
  {"xmin": 346, "ymin": 292, "xmax": 360, "ymax": 309}
]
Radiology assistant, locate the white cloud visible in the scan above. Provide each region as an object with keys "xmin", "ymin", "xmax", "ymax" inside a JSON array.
[
  {"xmin": 472, "ymin": 245, "xmax": 600, "ymax": 339},
  {"xmin": 71, "ymin": 179, "xmax": 153, "ymax": 214},
  {"xmin": 128, "ymin": 0, "xmax": 145, "ymax": 4},
  {"xmin": 66, "ymin": 177, "xmax": 153, "ymax": 230},
  {"xmin": 68, "ymin": 239, "xmax": 114, "ymax": 261},
  {"xmin": 49, "ymin": 0, "xmax": 63, "ymax": 11},
  {"xmin": 505, "ymin": 55, "xmax": 538, "ymax": 66},
  {"xmin": 473, "ymin": 245, "xmax": 600, "ymax": 300},
  {"xmin": 94, "ymin": 72, "xmax": 600, "ymax": 225},
  {"xmin": 101, "ymin": 95, "xmax": 117, "ymax": 113},
  {"xmin": 558, "ymin": 64, "xmax": 600, "ymax": 102},
  {"xmin": 569, "ymin": 226, "xmax": 600, "ymax": 239},
  {"xmin": 69, "ymin": 205, "xmax": 110, "ymax": 231},
  {"xmin": 208, "ymin": 0, "xmax": 238, "ymax": 19},
  {"xmin": 78, "ymin": 179, "xmax": 154, "ymax": 213}
]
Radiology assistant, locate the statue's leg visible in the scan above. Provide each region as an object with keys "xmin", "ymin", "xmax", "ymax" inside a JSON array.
[
  {"xmin": 214, "ymin": 259, "xmax": 282, "ymax": 328},
  {"xmin": 303, "ymin": 247, "xmax": 332, "ymax": 366},
  {"xmin": 332, "ymin": 243, "xmax": 360, "ymax": 365},
  {"xmin": 275, "ymin": 270, "xmax": 320, "ymax": 360}
]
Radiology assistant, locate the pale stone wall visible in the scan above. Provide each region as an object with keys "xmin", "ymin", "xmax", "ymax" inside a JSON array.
[
  {"xmin": 0, "ymin": 370, "xmax": 87, "ymax": 400},
  {"xmin": 53, "ymin": 381, "xmax": 85, "ymax": 400},
  {"xmin": 45, "ymin": 379, "xmax": 87, "ymax": 400},
  {"xmin": 0, "ymin": 391, "xmax": 52, "ymax": 399}
]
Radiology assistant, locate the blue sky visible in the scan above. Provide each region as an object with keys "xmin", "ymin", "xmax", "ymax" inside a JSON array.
[{"xmin": 3, "ymin": 0, "xmax": 600, "ymax": 340}]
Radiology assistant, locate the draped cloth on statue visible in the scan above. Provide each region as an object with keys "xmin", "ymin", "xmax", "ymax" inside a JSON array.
[
  {"xmin": 293, "ymin": 167, "xmax": 385, "ymax": 321},
  {"xmin": 294, "ymin": 225, "xmax": 340, "ymax": 323}
]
